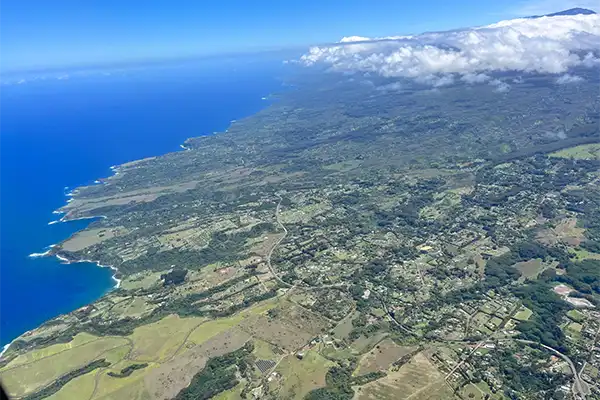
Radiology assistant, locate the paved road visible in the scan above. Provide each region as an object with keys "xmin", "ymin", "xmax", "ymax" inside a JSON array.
[
  {"xmin": 515, "ymin": 339, "xmax": 590, "ymax": 398},
  {"xmin": 265, "ymin": 197, "xmax": 292, "ymax": 288},
  {"xmin": 267, "ymin": 198, "xmax": 351, "ymax": 292}
]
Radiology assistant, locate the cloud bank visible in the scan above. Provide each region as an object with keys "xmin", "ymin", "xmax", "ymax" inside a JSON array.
[{"xmin": 300, "ymin": 14, "xmax": 600, "ymax": 85}]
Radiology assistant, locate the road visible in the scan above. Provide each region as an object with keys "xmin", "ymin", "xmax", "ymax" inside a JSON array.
[
  {"xmin": 515, "ymin": 339, "xmax": 590, "ymax": 398},
  {"xmin": 266, "ymin": 198, "xmax": 351, "ymax": 292},
  {"xmin": 268, "ymin": 198, "xmax": 590, "ymax": 398},
  {"xmin": 579, "ymin": 322, "xmax": 600, "ymax": 388},
  {"xmin": 265, "ymin": 197, "xmax": 292, "ymax": 288}
]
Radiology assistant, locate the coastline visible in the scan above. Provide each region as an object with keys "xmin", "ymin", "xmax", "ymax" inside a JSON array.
[
  {"xmin": 1, "ymin": 342, "xmax": 12, "ymax": 358},
  {"xmin": 7, "ymin": 76, "xmax": 280, "ymax": 351}
]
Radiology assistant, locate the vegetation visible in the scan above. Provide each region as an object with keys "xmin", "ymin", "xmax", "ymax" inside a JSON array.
[
  {"xmin": 161, "ymin": 268, "xmax": 188, "ymax": 286},
  {"xmin": 4, "ymin": 59, "xmax": 600, "ymax": 400},
  {"xmin": 107, "ymin": 363, "xmax": 148, "ymax": 378},
  {"xmin": 174, "ymin": 342, "xmax": 254, "ymax": 400},
  {"xmin": 23, "ymin": 359, "xmax": 110, "ymax": 400}
]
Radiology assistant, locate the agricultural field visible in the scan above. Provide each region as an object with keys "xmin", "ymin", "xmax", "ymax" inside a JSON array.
[
  {"xmin": 514, "ymin": 259, "xmax": 545, "ymax": 280},
  {"xmin": 549, "ymin": 143, "xmax": 600, "ymax": 160},
  {"xmin": 271, "ymin": 350, "xmax": 334, "ymax": 399},
  {"xmin": 0, "ymin": 336, "xmax": 128, "ymax": 397},
  {"xmin": 459, "ymin": 382, "xmax": 505, "ymax": 400},
  {"xmin": 129, "ymin": 314, "xmax": 205, "ymax": 362},
  {"xmin": 356, "ymin": 353, "xmax": 454, "ymax": 400},
  {"xmin": 355, "ymin": 339, "xmax": 417, "ymax": 375},
  {"xmin": 513, "ymin": 306, "xmax": 533, "ymax": 321}
]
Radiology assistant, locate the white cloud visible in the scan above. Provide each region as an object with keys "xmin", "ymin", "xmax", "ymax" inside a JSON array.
[
  {"xmin": 489, "ymin": 79, "xmax": 511, "ymax": 92},
  {"xmin": 300, "ymin": 14, "xmax": 600, "ymax": 86},
  {"xmin": 376, "ymin": 82, "xmax": 403, "ymax": 91},
  {"xmin": 461, "ymin": 73, "xmax": 491, "ymax": 83},
  {"xmin": 555, "ymin": 73, "xmax": 584, "ymax": 83}
]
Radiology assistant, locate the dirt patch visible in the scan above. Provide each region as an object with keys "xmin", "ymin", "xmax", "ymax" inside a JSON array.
[
  {"xmin": 565, "ymin": 297, "xmax": 595, "ymax": 308},
  {"xmin": 553, "ymin": 284, "xmax": 574, "ymax": 296},
  {"xmin": 143, "ymin": 328, "xmax": 250, "ymax": 400}
]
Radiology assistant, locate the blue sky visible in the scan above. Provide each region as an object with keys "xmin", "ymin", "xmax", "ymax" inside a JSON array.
[{"xmin": 1, "ymin": 0, "xmax": 595, "ymax": 72}]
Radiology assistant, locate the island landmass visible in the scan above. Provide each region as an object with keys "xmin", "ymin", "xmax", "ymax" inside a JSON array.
[{"xmin": 1, "ymin": 64, "xmax": 599, "ymax": 400}]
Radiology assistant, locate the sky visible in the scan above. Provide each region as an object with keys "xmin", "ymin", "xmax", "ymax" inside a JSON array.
[{"xmin": 1, "ymin": 0, "xmax": 598, "ymax": 72}]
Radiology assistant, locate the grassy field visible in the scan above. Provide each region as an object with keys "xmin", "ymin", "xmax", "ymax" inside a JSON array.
[
  {"xmin": 355, "ymin": 339, "xmax": 417, "ymax": 375},
  {"xmin": 567, "ymin": 322, "xmax": 583, "ymax": 333},
  {"xmin": 569, "ymin": 248, "xmax": 600, "ymax": 261},
  {"xmin": 549, "ymin": 143, "xmax": 600, "ymax": 160},
  {"xmin": 119, "ymin": 271, "xmax": 162, "ymax": 291},
  {"xmin": 188, "ymin": 298, "xmax": 277, "ymax": 346},
  {"xmin": 93, "ymin": 375, "xmax": 150, "ymax": 400},
  {"xmin": 513, "ymin": 307, "xmax": 533, "ymax": 321},
  {"xmin": 212, "ymin": 385, "xmax": 244, "ymax": 400},
  {"xmin": 110, "ymin": 297, "xmax": 154, "ymax": 318},
  {"xmin": 3, "ymin": 332, "xmax": 98, "ymax": 368},
  {"xmin": 0, "ymin": 337, "xmax": 128, "ymax": 397},
  {"xmin": 129, "ymin": 314, "xmax": 205, "ymax": 362},
  {"xmin": 46, "ymin": 370, "xmax": 97, "ymax": 400},
  {"xmin": 252, "ymin": 338, "xmax": 281, "ymax": 361},
  {"xmin": 459, "ymin": 382, "xmax": 505, "ymax": 400},
  {"xmin": 567, "ymin": 309, "xmax": 585, "ymax": 323},
  {"xmin": 514, "ymin": 259, "xmax": 544, "ymax": 280},
  {"xmin": 87, "ymin": 300, "xmax": 276, "ymax": 400},
  {"xmin": 92, "ymin": 362, "xmax": 157, "ymax": 400},
  {"xmin": 44, "ymin": 299, "xmax": 277, "ymax": 399},
  {"xmin": 239, "ymin": 301, "xmax": 328, "ymax": 352},
  {"xmin": 273, "ymin": 350, "xmax": 334, "ymax": 399},
  {"xmin": 351, "ymin": 332, "xmax": 388, "ymax": 354},
  {"xmin": 332, "ymin": 311, "xmax": 358, "ymax": 340},
  {"xmin": 356, "ymin": 352, "xmax": 454, "ymax": 400}
]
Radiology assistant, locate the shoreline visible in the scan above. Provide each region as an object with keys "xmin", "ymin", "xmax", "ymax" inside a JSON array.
[
  {"xmin": 0, "ymin": 342, "xmax": 12, "ymax": 358},
  {"xmin": 14, "ymin": 90, "xmax": 278, "ymax": 350},
  {"xmin": 55, "ymin": 254, "xmax": 121, "ymax": 289}
]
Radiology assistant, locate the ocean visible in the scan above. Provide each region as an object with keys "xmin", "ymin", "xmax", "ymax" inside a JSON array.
[{"xmin": 0, "ymin": 55, "xmax": 285, "ymax": 345}]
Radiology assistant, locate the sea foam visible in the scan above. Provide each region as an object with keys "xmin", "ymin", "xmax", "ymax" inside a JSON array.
[{"xmin": 28, "ymin": 250, "xmax": 51, "ymax": 258}]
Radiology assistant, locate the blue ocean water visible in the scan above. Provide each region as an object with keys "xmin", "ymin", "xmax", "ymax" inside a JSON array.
[{"xmin": 0, "ymin": 56, "xmax": 284, "ymax": 345}]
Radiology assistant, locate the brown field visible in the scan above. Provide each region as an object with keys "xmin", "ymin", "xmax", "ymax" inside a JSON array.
[
  {"xmin": 356, "ymin": 339, "xmax": 417, "ymax": 375},
  {"xmin": 248, "ymin": 233, "xmax": 285, "ymax": 258},
  {"xmin": 537, "ymin": 218, "xmax": 585, "ymax": 246},
  {"xmin": 514, "ymin": 259, "xmax": 544, "ymax": 279},
  {"xmin": 239, "ymin": 302, "xmax": 330, "ymax": 352},
  {"xmin": 61, "ymin": 227, "xmax": 127, "ymax": 252},
  {"xmin": 142, "ymin": 328, "xmax": 251, "ymax": 400},
  {"xmin": 61, "ymin": 181, "xmax": 199, "ymax": 217},
  {"xmin": 240, "ymin": 315, "xmax": 316, "ymax": 352},
  {"xmin": 355, "ymin": 353, "xmax": 454, "ymax": 400}
]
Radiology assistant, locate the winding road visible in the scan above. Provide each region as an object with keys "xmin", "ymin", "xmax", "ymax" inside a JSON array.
[
  {"xmin": 266, "ymin": 197, "xmax": 351, "ymax": 292},
  {"xmin": 265, "ymin": 197, "xmax": 292, "ymax": 288}
]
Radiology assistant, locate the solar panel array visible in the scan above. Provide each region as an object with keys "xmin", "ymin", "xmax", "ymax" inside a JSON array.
[{"xmin": 255, "ymin": 359, "xmax": 276, "ymax": 373}]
